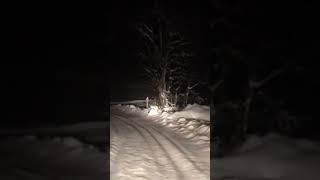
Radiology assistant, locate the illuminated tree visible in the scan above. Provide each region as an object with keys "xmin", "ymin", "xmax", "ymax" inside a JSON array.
[{"xmin": 137, "ymin": 15, "xmax": 195, "ymax": 110}]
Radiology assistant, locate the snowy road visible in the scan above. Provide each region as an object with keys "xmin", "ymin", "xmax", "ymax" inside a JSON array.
[{"xmin": 110, "ymin": 109, "xmax": 210, "ymax": 180}]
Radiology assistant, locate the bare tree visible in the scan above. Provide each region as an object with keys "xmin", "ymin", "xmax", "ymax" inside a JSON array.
[{"xmin": 137, "ymin": 16, "xmax": 194, "ymax": 110}]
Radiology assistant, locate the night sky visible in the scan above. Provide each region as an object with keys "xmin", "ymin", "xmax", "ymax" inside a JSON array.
[
  {"xmin": 2, "ymin": 2, "xmax": 109, "ymax": 127},
  {"xmin": 108, "ymin": 0, "xmax": 319, "ymax": 136},
  {"xmin": 1, "ymin": 1, "xmax": 319, "ymax": 129},
  {"xmin": 108, "ymin": 0, "xmax": 319, "ymax": 113},
  {"xmin": 109, "ymin": 0, "xmax": 212, "ymax": 100}
]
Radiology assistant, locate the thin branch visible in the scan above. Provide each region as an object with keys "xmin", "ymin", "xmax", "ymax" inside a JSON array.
[
  {"xmin": 249, "ymin": 68, "xmax": 285, "ymax": 89},
  {"xmin": 143, "ymin": 24, "xmax": 153, "ymax": 36},
  {"xmin": 188, "ymin": 82, "xmax": 199, "ymax": 90},
  {"xmin": 137, "ymin": 26, "xmax": 157, "ymax": 49},
  {"xmin": 210, "ymin": 79, "xmax": 224, "ymax": 94}
]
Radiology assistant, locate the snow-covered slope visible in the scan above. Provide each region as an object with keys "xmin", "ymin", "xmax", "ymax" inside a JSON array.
[
  {"xmin": 0, "ymin": 121, "xmax": 108, "ymax": 180},
  {"xmin": 213, "ymin": 133, "xmax": 320, "ymax": 180},
  {"xmin": 112, "ymin": 104, "xmax": 210, "ymax": 144},
  {"xmin": 171, "ymin": 104, "xmax": 210, "ymax": 121}
]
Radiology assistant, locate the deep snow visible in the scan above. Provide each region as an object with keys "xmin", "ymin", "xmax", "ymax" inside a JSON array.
[
  {"xmin": 0, "ymin": 121, "xmax": 108, "ymax": 180},
  {"xmin": 115, "ymin": 102, "xmax": 320, "ymax": 180},
  {"xmin": 213, "ymin": 133, "xmax": 320, "ymax": 180},
  {"xmin": 2, "ymin": 101, "xmax": 319, "ymax": 180}
]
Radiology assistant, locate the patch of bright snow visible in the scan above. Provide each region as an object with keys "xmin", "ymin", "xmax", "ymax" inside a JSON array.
[
  {"xmin": 168, "ymin": 104, "xmax": 210, "ymax": 121},
  {"xmin": 148, "ymin": 105, "xmax": 161, "ymax": 116},
  {"xmin": 110, "ymin": 107, "xmax": 210, "ymax": 180}
]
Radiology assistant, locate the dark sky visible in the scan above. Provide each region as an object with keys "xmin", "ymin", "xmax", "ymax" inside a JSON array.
[
  {"xmin": 109, "ymin": 0, "xmax": 212, "ymax": 100},
  {"xmin": 2, "ymin": 2, "xmax": 109, "ymax": 127},
  {"xmin": 108, "ymin": 0, "xmax": 319, "ymax": 99},
  {"xmin": 108, "ymin": 0, "xmax": 319, "ymax": 118},
  {"xmin": 1, "ymin": 1, "xmax": 319, "ymax": 127}
]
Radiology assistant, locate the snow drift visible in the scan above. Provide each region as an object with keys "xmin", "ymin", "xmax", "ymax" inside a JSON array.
[
  {"xmin": 0, "ymin": 135, "xmax": 107, "ymax": 180},
  {"xmin": 213, "ymin": 133, "xmax": 320, "ymax": 180}
]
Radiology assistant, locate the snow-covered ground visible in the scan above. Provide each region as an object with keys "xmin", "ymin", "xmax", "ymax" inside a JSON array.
[
  {"xmin": 110, "ymin": 103, "xmax": 210, "ymax": 180},
  {"xmin": 0, "ymin": 102, "xmax": 210, "ymax": 180},
  {"xmin": 3, "ymin": 100, "xmax": 318, "ymax": 180},
  {"xmin": 213, "ymin": 133, "xmax": 320, "ymax": 180},
  {"xmin": 120, "ymin": 102, "xmax": 320, "ymax": 180},
  {"xmin": 0, "ymin": 121, "xmax": 108, "ymax": 180}
]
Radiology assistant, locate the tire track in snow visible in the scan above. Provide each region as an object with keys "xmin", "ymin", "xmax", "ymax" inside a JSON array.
[
  {"xmin": 110, "ymin": 118, "xmax": 124, "ymax": 165},
  {"xmin": 124, "ymin": 113, "xmax": 210, "ymax": 171},
  {"xmin": 111, "ymin": 115, "xmax": 166, "ymax": 179},
  {"xmin": 113, "ymin": 114, "xmax": 183, "ymax": 179},
  {"xmin": 148, "ymin": 125, "xmax": 209, "ymax": 174},
  {"xmin": 139, "ymin": 119, "xmax": 209, "ymax": 177},
  {"xmin": 110, "ymin": 111, "xmax": 209, "ymax": 180},
  {"xmin": 120, "ymin": 113, "xmax": 208, "ymax": 174},
  {"xmin": 110, "ymin": 116, "xmax": 141, "ymax": 178}
]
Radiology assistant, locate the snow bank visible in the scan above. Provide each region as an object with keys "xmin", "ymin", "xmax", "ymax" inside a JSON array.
[
  {"xmin": 145, "ymin": 104, "xmax": 211, "ymax": 143},
  {"xmin": 111, "ymin": 103, "xmax": 210, "ymax": 121},
  {"xmin": 213, "ymin": 133, "xmax": 320, "ymax": 180},
  {"xmin": 111, "ymin": 104, "xmax": 149, "ymax": 116},
  {"xmin": 167, "ymin": 104, "xmax": 210, "ymax": 121},
  {"xmin": 111, "ymin": 103, "xmax": 210, "ymax": 143},
  {"xmin": 148, "ymin": 105, "xmax": 162, "ymax": 116},
  {"xmin": 110, "ymin": 100, "xmax": 148, "ymax": 105},
  {"xmin": 0, "ymin": 120, "xmax": 109, "ymax": 180},
  {"xmin": 62, "ymin": 137, "xmax": 84, "ymax": 148},
  {"xmin": 160, "ymin": 104, "xmax": 210, "ymax": 143},
  {"xmin": 0, "ymin": 136, "xmax": 107, "ymax": 180}
]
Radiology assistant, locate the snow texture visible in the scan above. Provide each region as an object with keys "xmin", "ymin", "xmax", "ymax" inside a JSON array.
[
  {"xmin": 0, "ymin": 136, "xmax": 107, "ymax": 180},
  {"xmin": 0, "ymin": 122, "xmax": 108, "ymax": 180},
  {"xmin": 213, "ymin": 133, "xmax": 320, "ymax": 180},
  {"xmin": 168, "ymin": 104, "xmax": 210, "ymax": 121},
  {"xmin": 110, "ymin": 104, "xmax": 210, "ymax": 179}
]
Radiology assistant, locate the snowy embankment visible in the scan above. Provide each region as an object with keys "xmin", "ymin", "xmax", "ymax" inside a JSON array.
[
  {"xmin": 154, "ymin": 104, "xmax": 210, "ymax": 144},
  {"xmin": 213, "ymin": 133, "xmax": 320, "ymax": 180},
  {"xmin": 110, "ymin": 103, "xmax": 210, "ymax": 180},
  {"xmin": 113, "ymin": 103, "xmax": 210, "ymax": 143},
  {"xmin": 0, "ymin": 121, "xmax": 108, "ymax": 180}
]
